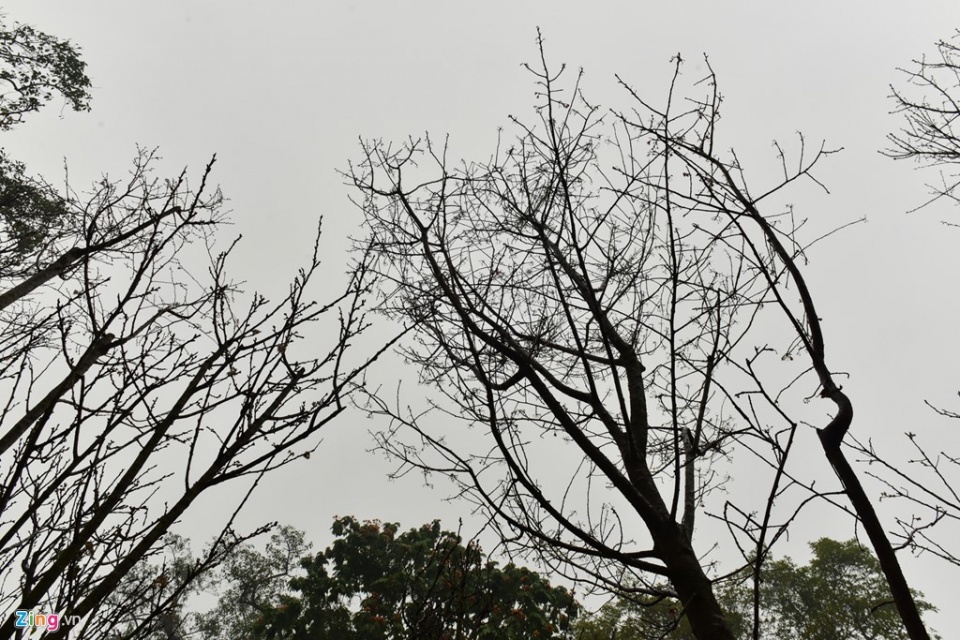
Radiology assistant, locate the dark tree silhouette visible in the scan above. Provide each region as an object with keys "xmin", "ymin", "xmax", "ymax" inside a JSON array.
[
  {"xmin": 842, "ymin": 29, "xmax": 960, "ymax": 582},
  {"xmin": 351, "ymin": 35, "xmax": 934, "ymax": 640},
  {"xmin": 887, "ymin": 30, "xmax": 960, "ymax": 219},
  {"xmin": 256, "ymin": 517, "xmax": 577, "ymax": 640},
  {"xmin": 0, "ymin": 13, "xmax": 393, "ymax": 639},
  {"xmin": 575, "ymin": 538, "xmax": 937, "ymax": 640}
]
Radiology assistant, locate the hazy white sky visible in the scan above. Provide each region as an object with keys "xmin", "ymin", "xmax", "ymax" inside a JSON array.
[{"xmin": 5, "ymin": 0, "xmax": 960, "ymax": 630}]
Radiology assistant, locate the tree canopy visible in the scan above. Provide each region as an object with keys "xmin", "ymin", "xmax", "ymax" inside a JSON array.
[
  {"xmin": 349, "ymin": 32, "xmax": 934, "ymax": 639},
  {"xmin": 753, "ymin": 538, "xmax": 937, "ymax": 640},
  {"xmin": 0, "ymin": 11, "xmax": 89, "ymax": 272},
  {"xmin": 0, "ymin": 11, "xmax": 91, "ymax": 130},
  {"xmin": 113, "ymin": 517, "xmax": 578, "ymax": 640},
  {"xmin": 264, "ymin": 516, "xmax": 577, "ymax": 640}
]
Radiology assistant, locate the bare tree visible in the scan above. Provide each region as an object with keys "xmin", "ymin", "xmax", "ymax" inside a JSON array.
[
  {"xmin": 0, "ymin": 150, "xmax": 393, "ymax": 640},
  {"xmin": 351, "ymin": 37, "xmax": 935, "ymax": 640},
  {"xmin": 0, "ymin": 14, "xmax": 394, "ymax": 640},
  {"xmin": 840, "ymin": 29, "xmax": 960, "ymax": 580},
  {"xmin": 887, "ymin": 30, "xmax": 960, "ymax": 219}
]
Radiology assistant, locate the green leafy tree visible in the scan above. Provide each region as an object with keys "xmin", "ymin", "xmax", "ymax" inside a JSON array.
[
  {"xmin": 104, "ymin": 525, "xmax": 305, "ymax": 640},
  {"xmin": 574, "ymin": 583, "xmax": 745, "ymax": 640},
  {"xmin": 141, "ymin": 517, "xmax": 578, "ymax": 640},
  {"xmin": 574, "ymin": 539, "xmax": 937, "ymax": 640},
  {"xmin": 0, "ymin": 11, "xmax": 90, "ymax": 130},
  {"xmin": 108, "ymin": 517, "xmax": 578, "ymax": 639},
  {"xmin": 0, "ymin": 151, "xmax": 70, "ymax": 269},
  {"xmin": 751, "ymin": 538, "xmax": 937, "ymax": 640},
  {"xmin": 195, "ymin": 526, "xmax": 313, "ymax": 640},
  {"xmin": 0, "ymin": 11, "xmax": 90, "ymax": 273},
  {"xmin": 256, "ymin": 516, "xmax": 578, "ymax": 640}
]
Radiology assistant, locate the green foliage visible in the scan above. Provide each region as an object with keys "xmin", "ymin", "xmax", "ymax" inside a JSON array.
[
  {"xmin": 574, "ymin": 584, "xmax": 745, "ymax": 640},
  {"xmin": 115, "ymin": 518, "xmax": 578, "ymax": 639},
  {"xmin": 0, "ymin": 12, "xmax": 91, "ymax": 270},
  {"xmin": 0, "ymin": 151, "xmax": 69, "ymax": 263},
  {"xmin": 574, "ymin": 539, "xmax": 937, "ymax": 640},
  {"xmin": 103, "ymin": 534, "xmax": 209, "ymax": 640},
  {"xmin": 0, "ymin": 12, "xmax": 91, "ymax": 130},
  {"xmin": 242, "ymin": 517, "xmax": 578, "ymax": 640},
  {"xmin": 749, "ymin": 538, "xmax": 938, "ymax": 640},
  {"xmin": 195, "ymin": 526, "xmax": 312, "ymax": 640},
  {"xmin": 104, "ymin": 526, "xmax": 306, "ymax": 640}
]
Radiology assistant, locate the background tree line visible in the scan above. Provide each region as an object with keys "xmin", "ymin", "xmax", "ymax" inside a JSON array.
[{"xmin": 114, "ymin": 517, "xmax": 929, "ymax": 640}]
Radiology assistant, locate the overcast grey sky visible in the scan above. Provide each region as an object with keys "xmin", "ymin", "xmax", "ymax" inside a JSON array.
[{"xmin": 5, "ymin": 0, "xmax": 960, "ymax": 630}]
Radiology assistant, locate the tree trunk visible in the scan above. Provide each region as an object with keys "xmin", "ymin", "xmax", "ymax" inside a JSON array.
[
  {"xmin": 818, "ymin": 430, "xmax": 931, "ymax": 640},
  {"xmin": 657, "ymin": 524, "xmax": 735, "ymax": 640}
]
